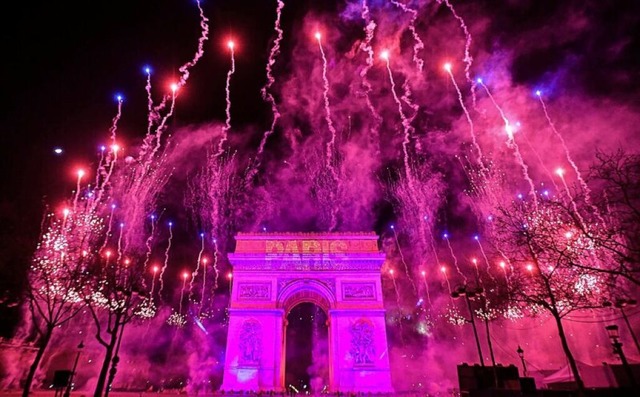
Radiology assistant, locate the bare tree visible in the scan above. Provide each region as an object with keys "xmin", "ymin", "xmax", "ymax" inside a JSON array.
[
  {"xmin": 22, "ymin": 205, "xmax": 101, "ymax": 397},
  {"xmin": 490, "ymin": 198, "xmax": 614, "ymax": 394},
  {"xmin": 83, "ymin": 252, "xmax": 146, "ymax": 397}
]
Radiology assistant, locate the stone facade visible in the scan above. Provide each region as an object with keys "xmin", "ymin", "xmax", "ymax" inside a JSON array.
[{"xmin": 221, "ymin": 232, "xmax": 394, "ymax": 393}]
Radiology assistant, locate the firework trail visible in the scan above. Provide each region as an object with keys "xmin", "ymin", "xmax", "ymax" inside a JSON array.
[
  {"xmin": 478, "ymin": 80, "xmax": 537, "ymax": 206},
  {"xmin": 441, "ymin": 265, "xmax": 453, "ymax": 295},
  {"xmin": 474, "ymin": 235, "xmax": 497, "ymax": 285},
  {"xmin": 401, "ymin": 79, "xmax": 421, "ymax": 151},
  {"xmin": 178, "ymin": 272, "xmax": 189, "ymax": 316},
  {"xmin": 153, "ymin": 86, "xmax": 178, "ymax": 154},
  {"xmin": 316, "ymin": 32, "xmax": 340, "ymax": 230},
  {"xmin": 144, "ymin": 67, "xmax": 156, "ymax": 136},
  {"xmin": 391, "ymin": 0, "xmax": 424, "ymax": 72},
  {"xmin": 211, "ymin": 238, "xmax": 220, "ymax": 291},
  {"xmin": 538, "ymin": 92, "xmax": 606, "ymax": 225},
  {"xmin": 444, "ymin": 233, "xmax": 467, "ymax": 284},
  {"xmin": 392, "ymin": 226, "xmax": 417, "ymax": 295},
  {"xmin": 189, "ymin": 233, "xmax": 205, "ymax": 303},
  {"xmin": 255, "ymin": 0, "xmax": 284, "ymax": 161},
  {"xmin": 92, "ymin": 99, "xmax": 123, "ymax": 212},
  {"xmin": 359, "ymin": 0, "xmax": 382, "ymax": 154},
  {"xmin": 498, "ymin": 261, "xmax": 510, "ymax": 289},
  {"xmin": 444, "ymin": 64, "xmax": 485, "ymax": 170},
  {"xmin": 420, "ymin": 271, "xmax": 432, "ymax": 306},
  {"xmin": 471, "ymin": 258, "xmax": 484, "ymax": 289},
  {"xmin": 150, "ymin": 266, "xmax": 159, "ymax": 298},
  {"xmin": 100, "ymin": 204, "xmax": 116, "ymax": 252},
  {"xmin": 536, "ymin": 92, "xmax": 591, "ymax": 198},
  {"xmin": 158, "ymin": 221, "xmax": 174, "ymax": 299},
  {"xmin": 382, "ymin": 51, "xmax": 414, "ymax": 184},
  {"xmin": 72, "ymin": 170, "xmax": 85, "ymax": 212},
  {"xmin": 439, "ymin": 0, "xmax": 475, "ymax": 104},
  {"xmin": 142, "ymin": 0, "xmax": 209, "ymax": 156},
  {"xmin": 389, "ymin": 269, "xmax": 406, "ymax": 345},
  {"xmin": 116, "ymin": 223, "xmax": 124, "ymax": 263},
  {"xmin": 389, "ymin": 269, "xmax": 402, "ymax": 311},
  {"xmin": 556, "ymin": 168, "xmax": 587, "ymax": 228},
  {"xmin": 198, "ymin": 257, "xmax": 208, "ymax": 317},
  {"xmin": 216, "ymin": 41, "xmax": 236, "ymax": 157},
  {"xmin": 520, "ymin": 128, "xmax": 560, "ymax": 192},
  {"xmin": 143, "ymin": 214, "xmax": 158, "ymax": 271}
]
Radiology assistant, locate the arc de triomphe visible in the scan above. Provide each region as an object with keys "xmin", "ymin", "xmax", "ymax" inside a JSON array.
[{"xmin": 221, "ymin": 232, "xmax": 394, "ymax": 393}]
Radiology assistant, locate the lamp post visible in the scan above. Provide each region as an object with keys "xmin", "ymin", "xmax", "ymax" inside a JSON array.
[
  {"xmin": 604, "ymin": 299, "xmax": 640, "ymax": 355},
  {"xmin": 452, "ymin": 286, "xmax": 485, "ymax": 367},
  {"xmin": 63, "ymin": 341, "xmax": 84, "ymax": 397},
  {"xmin": 516, "ymin": 345, "xmax": 528, "ymax": 378},
  {"xmin": 605, "ymin": 325, "xmax": 637, "ymax": 388}
]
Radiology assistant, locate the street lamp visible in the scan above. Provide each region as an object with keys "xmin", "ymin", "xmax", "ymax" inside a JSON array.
[
  {"xmin": 603, "ymin": 299, "xmax": 640, "ymax": 355},
  {"xmin": 516, "ymin": 345, "xmax": 528, "ymax": 377},
  {"xmin": 63, "ymin": 341, "xmax": 84, "ymax": 397},
  {"xmin": 451, "ymin": 285, "xmax": 485, "ymax": 367},
  {"xmin": 605, "ymin": 325, "xmax": 637, "ymax": 388}
]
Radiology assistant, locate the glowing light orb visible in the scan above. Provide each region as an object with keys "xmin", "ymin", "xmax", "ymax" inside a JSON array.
[
  {"xmin": 314, "ymin": 32, "xmax": 321, "ymax": 40},
  {"xmin": 526, "ymin": 264, "xmax": 533, "ymax": 272},
  {"xmin": 380, "ymin": 50, "xmax": 389, "ymax": 60},
  {"xmin": 443, "ymin": 62, "xmax": 452, "ymax": 72},
  {"xmin": 421, "ymin": 270, "xmax": 426, "ymax": 277},
  {"xmin": 144, "ymin": 66, "xmax": 151, "ymax": 75},
  {"xmin": 124, "ymin": 259, "xmax": 131, "ymax": 265},
  {"xmin": 119, "ymin": 223, "xmax": 124, "ymax": 228},
  {"xmin": 182, "ymin": 272, "xmax": 189, "ymax": 280},
  {"xmin": 77, "ymin": 169, "xmax": 85, "ymax": 178},
  {"xmin": 389, "ymin": 269, "xmax": 394, "ymax": 275},
  {"xmin": 111, "ymin": 204, "xmax": 116, "ymax": 209},
  {"xmin": 476, "ymin": 77, "xmax": 483, "ymax": 84},
  {"xmin": 200, "ymin": 233, "xmax": 204, "ymax": 238},
  {"xmin": 53, "ymin": 147, "xmax": 63, "ymax": 155},
  {"xmin": 62, "ymin": 208, "xmax": 70, "ymax": 217},
  {"xmin": 202, "ymin": 258, "xmax": 208, "ymax": 264},
  {"xmin": 111, "ymin": 144, "xmax": 120, "ymax": 152},
  {"xmin": 443, "ymin": 233, "xmax": 449, "ymax": 239},
  {"xmin": 390, "ymin": 224, "xmax": 395, "ymax": 230},
  {"xmin": 170, "ymin": 83, "xmax": 178, "ymax": 93},
  {"xmin": 227, "ymin": 272, "xmax": 233, "ymax": 279},
  {"xmin": 168, "ymin": 221, "xmax": 173, "ymax": 227},
  {"xmin": 440, "ymin": 266, "xmax": 447, "ymax": 273},
  {"xmin": 100, "ymin": 145, "xmax": 107, "ymax": 152},
  {"xmin": 152, "ymin": 266, "xmax": 159, "ymax": 273},
  {"xmin": 105, "ymin": 250, "xmax": 112, "ymax": 258},
  {"xmin": 535, "ymin": 90, "xmax": 542, "ymax": 97},
  {"xmin": 115, "ymin": 94, "xmax": 123, "ymax": 102},
  {"xmin": 499, "ymin": 261, "xmax": 506, "ymax": 269},
  {"xmin": 555, "ymin": 168, "xmax": 565, "ymax": 177},
  {"xmin": 473, "ymin": 235, "xmax": 479, "ymax": 241},
  {"xmin": 472, "ymin": 258, "xmax": 477, "ymax": 264},
  {"xmin": 227, "ymin": 40, "xmax": 235, "ymax": 50}
]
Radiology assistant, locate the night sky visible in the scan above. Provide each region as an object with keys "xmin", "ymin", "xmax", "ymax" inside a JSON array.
[{"xmin": 1, "ymin": 0, "xmax": 639, "ymax": 339}]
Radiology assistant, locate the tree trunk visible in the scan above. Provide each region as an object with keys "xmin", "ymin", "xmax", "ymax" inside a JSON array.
[
  {"xmin": 22, "ymin": 326, "xmax": 53, "ymax": 397},
  {"xmin": 93, "ymin": 329, "xmax": 118, "ymax": 397},
  {"xmin": 552, "ymin": 312, "xmax": 585, "ymax": 394}
]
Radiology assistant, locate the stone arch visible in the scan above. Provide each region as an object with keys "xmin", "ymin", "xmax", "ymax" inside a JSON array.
[{"xmin": 278, "ymin": 279, "xmax": 335, "ymax": 316}]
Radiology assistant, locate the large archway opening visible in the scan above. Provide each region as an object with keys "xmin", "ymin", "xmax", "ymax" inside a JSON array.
[{"xmin": 285, "ymin": 302, "xmax": 329, "ymax": 394}]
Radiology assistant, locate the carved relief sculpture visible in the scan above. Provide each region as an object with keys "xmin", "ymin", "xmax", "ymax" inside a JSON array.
[{"xmin": 238, "ymin": 319, "xmax": 262, "ymax": 366}]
